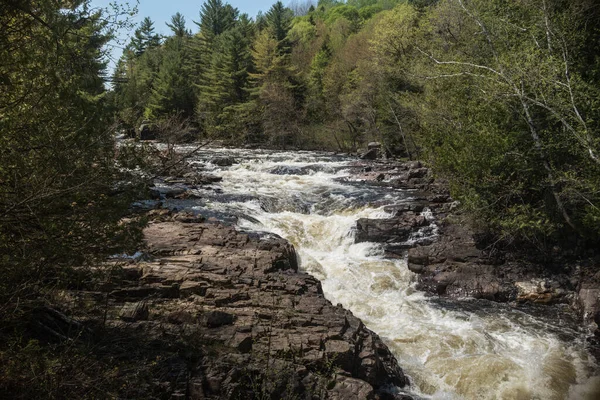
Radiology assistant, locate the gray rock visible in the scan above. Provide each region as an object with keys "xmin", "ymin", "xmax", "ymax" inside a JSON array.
[
  {"xmin": 93, "ymin": 219, "xmax": 410, "ymax": 399},
  {"xmin": 209, "ymin": 156, "xmax": 237, "ymax": 167}
]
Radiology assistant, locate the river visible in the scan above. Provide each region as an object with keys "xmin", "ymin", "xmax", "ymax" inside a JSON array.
[{"xmin": 160, "ymin": 147, "xmax": 600, "ymax": 399}]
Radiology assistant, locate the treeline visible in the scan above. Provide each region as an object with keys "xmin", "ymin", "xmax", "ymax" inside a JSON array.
[
  {"xmin": 111, "ymin": 0, "xmax": 418, "ymax": 147},
  {"xmin": 113, "ymin": 0, "xmax": 600, "ymax": 244}
]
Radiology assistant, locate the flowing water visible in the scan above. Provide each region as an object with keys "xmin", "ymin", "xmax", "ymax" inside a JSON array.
[{"xmin": 165, "ymin": 147, "xmax": 600, "ymax": 399}]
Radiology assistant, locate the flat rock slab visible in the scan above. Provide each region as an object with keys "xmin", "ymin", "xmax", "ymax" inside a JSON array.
[{"xmin": 99, "ymin": 218, "xmax": 410, "ymax": 399}]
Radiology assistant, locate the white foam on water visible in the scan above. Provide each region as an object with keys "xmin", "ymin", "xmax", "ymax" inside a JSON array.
[{"xmin": 192, "ymin": 148, "xmax": 600, "ymax": 399}]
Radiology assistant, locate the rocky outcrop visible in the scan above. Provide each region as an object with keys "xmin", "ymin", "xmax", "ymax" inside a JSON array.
[
  {"xmin": 406, "ymin": 223, "xmax": 533, "ymax": 302},
  {"xmin": 348, "ymin": 160, "xmax": 438, "ymax": 194},
  {"xmin": 84, "ymin": 213, "xmax": 410, "ymax": 399},
  {"xmin": 349, "ymin": 160, "xmax": 580, "ymax": 305},
  {"xmin": 350, "ymin": 159, "xmax": 600, "ymax": 345},
  {"xmin": 356, "ymin": 213, "xmax": 428, "ymax": 245}
]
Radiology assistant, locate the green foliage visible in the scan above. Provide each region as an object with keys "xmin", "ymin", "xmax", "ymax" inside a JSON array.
[
  {"xmin": 196, "ymin": 0, "xmax": 239, "ymax": 40},
  {"xmin": 109, "ymin": 0, "xmax": 600, "ymax": 243},
  {"xmin": 266, "ymin": 1, "xmax": 294, "ymax": 50},
  {"xmin": 128, "ymin": 17, "xmax": 161, "ymax": 56},
  {"xmin": 166, "ymin": 12, "xmax": 190, "ymax": 37},
  {"xmin": 398, "ymin": 0, "xmax": 600, "ymax": 242},
  {"xmin": 0, "ymin": 5, "xmax": 144, "ymax": 387},
  {"xmin": 146, "ymin": 36, "xmax": 195, "ymax": 120},
  {"xmin": 0, "ymin": 0, "xmax": 141, "ymax": 283}
]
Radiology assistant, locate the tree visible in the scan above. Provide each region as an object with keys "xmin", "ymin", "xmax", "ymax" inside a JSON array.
[
  {"xmin": 166, "ymin": 12, "xmax": 190, "ymax": 37},
  {"xmin": 146, "ymin": 37, "xmax": 195, "ymax": 119},
  {"xmin": 198, "ymin": 21, "xmax": 254, "ymax": 138},
  {"xmin": 128, "ymin": 17, "xmax": 161, "ymax": 56},
  {"xmin": 266, "ymin": 1, "xmax": 294, "ymax": 52},
  {"xmin": 0, "ymin": 0, "xmax": 139, "ymax": 318},
  {"xmin": 401, "ymin": 0, "xmax": 600, "ymax": 241},
  {"xmin": 196, "ymin": 0, "xmax": 239, "ymax": 41}
]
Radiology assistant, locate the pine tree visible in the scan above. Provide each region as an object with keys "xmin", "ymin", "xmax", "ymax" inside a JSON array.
[
  {"xmin": 166, "ymin": 12, "xmax": 190, "ymax": 38},
  {"xmin": 128, "ymin": 17, "xmax": 162, "ymax": 56},
  {"xmin": 146, "ymin": 37, "xmax": 195, "ymax": 119},
  {"xmin": 196, "ymin": 0, "xmax": 239, "ymax": 41},
  {"xmin": 266, "ymin": 1, "xmax": 294, "ymax": 53}
]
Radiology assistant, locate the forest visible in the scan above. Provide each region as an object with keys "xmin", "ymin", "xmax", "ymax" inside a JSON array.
[
  {"xmin": 112, "ymin": 0, "xmax": 600, "ymax": 244},
  {"xmin": 1, "ymin": 0, "xmax": 600, "ymax": 397}
]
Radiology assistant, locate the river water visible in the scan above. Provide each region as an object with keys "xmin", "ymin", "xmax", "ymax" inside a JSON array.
[{"xmin": 165, "ymin": 147, "xmax": 600, "ymax": 399}]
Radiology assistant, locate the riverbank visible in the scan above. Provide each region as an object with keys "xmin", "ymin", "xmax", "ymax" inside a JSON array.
[
  {"xmin": 7, "ymin": 152, "xmax": 413, "ymax": 399},
  {"xmin": 11, "ymin": 146, "xmax": 598, "ymax": 399},
  {"xmin": 349, "ymin": 159, "xmax": 600, "ymax": 356},
  {"xmin": 143, "ymin": 147, "xmax": 599, "ymax": 398},
  {"xmin": 94, "ymin": 210, "xmax": 411, "ymax": 399}
]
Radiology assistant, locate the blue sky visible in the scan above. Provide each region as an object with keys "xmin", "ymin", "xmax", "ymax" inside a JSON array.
[{"xmin": 92, "ymin": 0, "xmax": 280, "ymax": 70}]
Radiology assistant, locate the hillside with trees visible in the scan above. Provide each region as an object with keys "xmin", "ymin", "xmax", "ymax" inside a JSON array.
[{"xmin": 112, "ymin": 0, "xmax": 600, "ymax": 244}]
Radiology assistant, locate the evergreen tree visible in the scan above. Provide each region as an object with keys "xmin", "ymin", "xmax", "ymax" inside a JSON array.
[
  {"xmin": 166, "ymin": 12, "xmax": 190, "ymax": 38},
  {"xmin": 196, "ymin": 0, "xmax": 239, "ymax": 41},
  {"xmin": 146, "ymin": 37, "xmax": 195, "ymax": 119},
  {"xmin": 128, "ymin": 17, "xmax": 162, "ymax": 56},
  {"xmin": 266, "ymin": 1, "xmax": 294, "ymax": 52},
  {"xmin": 0, "ymin": 0, "xmax": 138, "ymax": 311},
  {"xmin": 196, "ymin": 23, "xmax": 253, "ymax": 138}
]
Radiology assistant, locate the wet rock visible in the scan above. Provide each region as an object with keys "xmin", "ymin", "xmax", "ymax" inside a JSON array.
[
  {"xmin": 138, "ymin": 120, "xmax": 156, "ymax": 140},
  {"xmin": 407, "ymin": 224, "xmax": 541, "ymax": 302},
  {"xmin": 356, "ymin": 218, "xmax": 412, "ymax": 244},
  {"xmin": 183, "ymin": 171, "xmax": 222, "ymax": 185},
  {"xmin": 268, "ymin": 165, "xmax": 307, "ymax": 175},
  {"xmin": 209, "ymin": 156, "xmax": 236, "ymax": 167},
  {"xmin": 259, "ymin": 195, "xmax": 310, "ymax": 214},
  {"xmin": 578, "ymin": 286, "xmax": 600, "ymax": 323},
  {"xmin": 383, "ymin": 203, "xmax": 427, "ymax": 216},
  {"xmin": 102, "ymin": 219, "xmax": 411, "ymax": 398},
  {"xmin": 149, "ymin": 186, "xmax": 186, "ymax": 199},
  {"xmin": 515, "ymin": 280, "xmax": 568, "ymax": 304},
  {"xmin": 356, "ymin": 213, "xmax": 428, "ymax": 244}
]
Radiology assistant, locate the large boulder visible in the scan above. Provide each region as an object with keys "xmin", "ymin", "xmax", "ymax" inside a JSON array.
[
  {"xmin": 356, "ymin": 213, "xmax": 429, "ymax": 244},
  {"xmin": 209, "ymin": 156, "xmax": 237, "ymax": 167}
]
